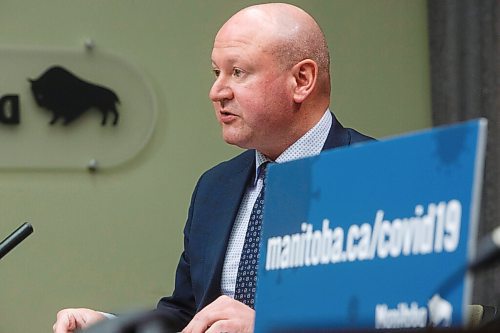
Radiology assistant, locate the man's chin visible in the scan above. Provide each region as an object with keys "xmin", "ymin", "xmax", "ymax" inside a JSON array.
[{"xmin": 221, "ymin": 134, "xmax": 251, "ymax": 150}]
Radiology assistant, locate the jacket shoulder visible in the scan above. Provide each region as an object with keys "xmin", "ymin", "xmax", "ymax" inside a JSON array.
[
  {"xmin": 346, "ymin": 128, "xmax": 375, "ymax": 144},
  {"xmin": 324, "ymin": 113, "xmax": 375, "ymax": 150}
]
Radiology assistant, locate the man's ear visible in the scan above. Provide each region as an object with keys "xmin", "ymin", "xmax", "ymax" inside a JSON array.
[{"xmin": 292, "ymin": 59, "xmax": 318, "ymax": 103}]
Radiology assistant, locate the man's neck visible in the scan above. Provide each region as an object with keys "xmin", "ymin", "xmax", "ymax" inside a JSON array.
[{"xmin": 255, "ymin": 109, "xmax": 332, "ymax": 166}]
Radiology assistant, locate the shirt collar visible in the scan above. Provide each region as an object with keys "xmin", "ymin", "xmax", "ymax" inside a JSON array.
[{"xmin": 252, "ymin": 109, "xmax": 332, "ymax": 186}]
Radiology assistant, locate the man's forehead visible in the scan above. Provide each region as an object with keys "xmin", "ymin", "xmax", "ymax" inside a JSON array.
[
  {"xmin": 215, "ymin": 24, "xmax": 263, "ymax": 47},
  {"xmin": 211, "ymin": 34, "xmax": 268, "ymax": 63},
  {"xmin": 211, "ymin": 45, "xmax": 253, "ymax": 66}
]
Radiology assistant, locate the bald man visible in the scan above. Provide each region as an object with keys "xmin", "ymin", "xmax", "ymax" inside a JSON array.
[{"xmin": 53, "ymin": 3, "xmax": 372, "ymax": 333}]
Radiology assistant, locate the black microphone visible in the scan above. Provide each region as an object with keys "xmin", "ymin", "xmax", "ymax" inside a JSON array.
[
  {"xmin": 0, "ymin": 222, "xmax": 34, "ymax": 260},
  {"xmin": 469, "ymin": 226, "xmax": 500, "ymax": 271},
  {"xmin": 80, "ymin": 310, "xmax": 179, "ymax": 333}
]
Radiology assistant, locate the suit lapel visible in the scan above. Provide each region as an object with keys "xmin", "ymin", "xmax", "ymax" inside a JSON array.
[{"xmin": 199, "ymin": 152, "xmax": 255, "ymax": 308}]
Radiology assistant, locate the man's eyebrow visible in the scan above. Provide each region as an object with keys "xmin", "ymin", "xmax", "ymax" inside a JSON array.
[
  {"xmin": 211, "ymin": 60, "xmax": 223, "ymax": 68},
  {"xmin": 211, "ymin": 56, "xmax": 240, "ymax": 67}
]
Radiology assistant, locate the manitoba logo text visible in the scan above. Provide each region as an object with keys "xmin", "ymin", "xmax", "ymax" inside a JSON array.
[{"xmin": 375, "ymin": 294, "xmax": 453, "ymax": 328}]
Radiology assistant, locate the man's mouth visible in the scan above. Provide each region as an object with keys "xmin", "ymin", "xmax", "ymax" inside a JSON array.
[{"xmin": 219, "ymin": 110, "xmax": 237, "ymax": 123}]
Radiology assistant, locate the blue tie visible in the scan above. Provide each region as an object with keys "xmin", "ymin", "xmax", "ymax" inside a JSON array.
[{"xmin": 234, "ymin": 163, "xmax": 268, "ymax": 308}]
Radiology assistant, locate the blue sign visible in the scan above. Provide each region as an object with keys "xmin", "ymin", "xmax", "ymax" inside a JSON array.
[{"xmin": 255, "ymin": 119, "xmax": 487, "ymax": 332}]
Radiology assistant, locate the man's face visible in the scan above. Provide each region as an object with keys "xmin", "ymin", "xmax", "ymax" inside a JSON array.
[{"xmin": 209, "ymin": 23, "xmax": 296, "ymax": 157}]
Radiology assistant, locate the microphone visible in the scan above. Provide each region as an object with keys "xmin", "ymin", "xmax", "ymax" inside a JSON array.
[
  {"xmin": 433, "ymin": 226, "xmax": 500, "ymax": 300},
  {"xmin": 469, "ymin": 226, "xmax": 500, "ymax": 271},
  {"xmin": 0, "ymin": 222, "xmax": 34, "ymax": 260},
  {"xmin": 80, "ymin": 310, "xmax": 179, "ymax": 333}
]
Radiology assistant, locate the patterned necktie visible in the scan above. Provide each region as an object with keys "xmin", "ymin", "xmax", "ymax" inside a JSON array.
[{"xmin": 234, "ymin": 162, "xmax": 269, "ymax": 308}]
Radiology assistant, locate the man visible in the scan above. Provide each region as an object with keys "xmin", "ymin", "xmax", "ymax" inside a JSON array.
[{"xmin": 53, "ymin": 3, "xmax": 373, "ymax": 333}]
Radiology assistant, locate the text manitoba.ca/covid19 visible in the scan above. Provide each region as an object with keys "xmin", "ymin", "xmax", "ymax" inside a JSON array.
[{"xmin": 265, "ymin": 200, "xmax": 462, "ymax": 271}]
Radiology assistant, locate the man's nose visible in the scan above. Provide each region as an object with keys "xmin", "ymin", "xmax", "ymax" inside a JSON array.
[{"xmin": 209, "ymin": 77, "xmax": 233, "ymax": 102}]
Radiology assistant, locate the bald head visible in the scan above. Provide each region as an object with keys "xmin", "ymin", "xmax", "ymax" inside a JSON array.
[
  {"xmin": 216, "ymin": 3, "xmax": 331, "ymax": 96},
  {"xmin": 210, "ymin": 3, "xmax": 332, "ymax": 157}
]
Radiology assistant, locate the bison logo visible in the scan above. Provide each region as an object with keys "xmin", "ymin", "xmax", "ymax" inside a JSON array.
[
  {"xmin": 29, "ymin": 66, "xmax": 120, "ymax": 126},
  {"xmin": 428, "ymin": 294, "xmax": 453, "ymax": 327}
]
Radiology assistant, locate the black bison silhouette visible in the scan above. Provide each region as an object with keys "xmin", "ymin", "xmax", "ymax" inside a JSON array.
[{"xmin": 29, "ymin": 66, "xmax": 120, "ymax": 126}]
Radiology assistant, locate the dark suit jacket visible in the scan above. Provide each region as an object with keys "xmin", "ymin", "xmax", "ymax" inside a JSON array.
[{"xmin": 156, "ymin": 114, "xmax": 373, "ymax": 330}]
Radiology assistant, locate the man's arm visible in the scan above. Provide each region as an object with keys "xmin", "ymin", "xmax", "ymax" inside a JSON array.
[
  {"xmin": 155, "ymin": 178, "xmax": 202, "ymax": 330},
  {"xmin": 156, "ymin": 249, "xmax": 197, "ymax": 331}
]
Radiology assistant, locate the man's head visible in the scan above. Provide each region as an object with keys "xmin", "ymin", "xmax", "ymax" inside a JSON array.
[{"xmin": 209, "ymin": 3, "xmax": 331, "ymax": 159}]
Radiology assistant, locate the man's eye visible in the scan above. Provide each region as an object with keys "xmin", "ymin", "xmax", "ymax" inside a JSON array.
[
  {"xmin": 233, "ymin": 68, "xmax": 243, "ymax": 77},
  {"xmin": 213, "ymin": 69, "xmax": 220, "ymax": 77}
]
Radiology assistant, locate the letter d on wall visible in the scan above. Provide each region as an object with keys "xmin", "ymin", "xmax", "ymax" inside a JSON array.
[{"xmin": 0, "ymin": 95, "xmax": 20, "ymax": 125}]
